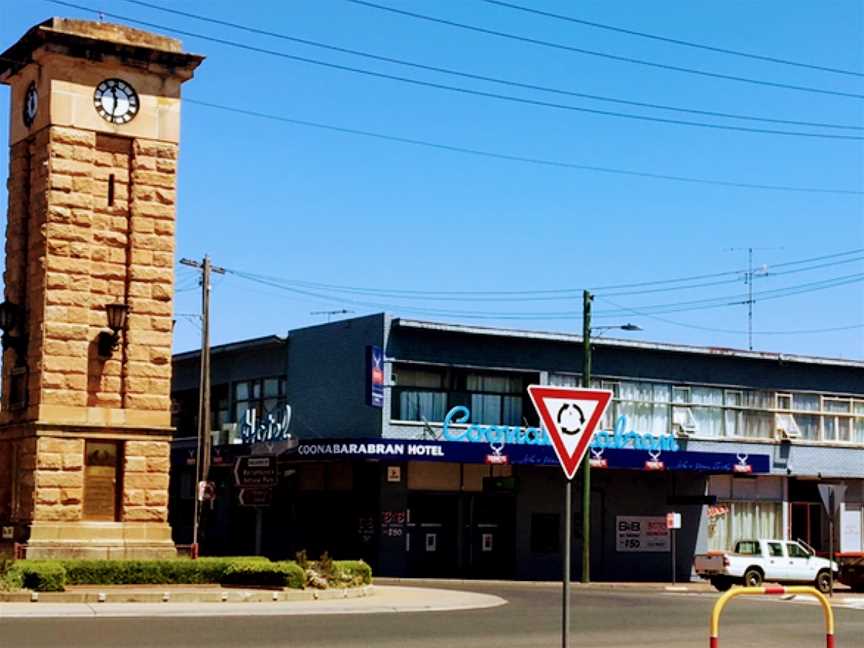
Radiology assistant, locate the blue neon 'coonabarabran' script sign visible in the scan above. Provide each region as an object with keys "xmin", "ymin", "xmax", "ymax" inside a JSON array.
[{"xmin": 442, "ymin": 406, "xmax": 680, "ymax": 452}]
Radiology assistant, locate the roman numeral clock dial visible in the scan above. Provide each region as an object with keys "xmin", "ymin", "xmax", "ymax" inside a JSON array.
[
  {"xmin": 22, "ymin": 81, "xmax": 38, "ymax": 127},
  {"xmin": 93, "ymin": 79, "xmax": 139, "ymax": 124}
]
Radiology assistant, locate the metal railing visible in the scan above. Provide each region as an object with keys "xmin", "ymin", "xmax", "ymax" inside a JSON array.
[{"xmin": 709, "ymin": 586, "xmax": 835, "ymax": 648}]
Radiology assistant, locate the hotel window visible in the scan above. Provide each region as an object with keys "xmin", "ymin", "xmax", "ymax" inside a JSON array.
[
  {"xmin": 690, "ymin": 387, "xmax": 724, "ymax": 437},
  {"xmin": 823, "ymin": 398, "xmax": 853, "ymax": 442},
  {"xmin": 707, "ymin": 476, "xmax": 783, "ymax": 551},
  {"xmin": 234, "ymin": 377, "xmax": 287, "ymax": 423},
  {"xmin": 616, "ymin": 381, "xmax": 669, "ymax": 436},
  {"xmin": 466, "ymin": 373, "xmax": 524, "ymax": 426},
  {"xmin": 671, "ymin": 386, "xmax": 696, "ymax": 436},
  {"xmin": 724, "ymin": 390, "xmax": 743, "ymax": 437},
  {"xmin": 708, "ymin": 502, "xmax": 783, "ymax": 551},
  {"xmin": 393, "ymin": 367, "xmax": 447, "ymax": 422},
  {"xmin": 854, "ymin": 402, "xmax": 864, "ymax": 443},
  {"xmin": 741, "ymin": 391, "xmax": 774, "ymax": 438}
]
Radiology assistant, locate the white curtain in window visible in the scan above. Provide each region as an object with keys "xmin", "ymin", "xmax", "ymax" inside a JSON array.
[
  {"xmin": 692, "ymin": 406, "xmax": 723, "ymax": 437},
  {"xmin": 730, "ymin": 502, "xmax": 782, "ymax": 547},
  {"xmin": 549, "ymin": 373, "xmax": 580, "ymax": 387},
  {"xmin": 692, "ymin": 387, "xmax": 723, "ymax": 406},
  {"xmin": 472, "ymin": 394, "xmax": 502, "ymax": 425},
  {"xmin": 793, "ymin": 393, "xmax": 820, "ymax": 411},
  {"xmin": 797, "ymin": 414, "xmax": 820, "ymax": 440},
  {"xmin": 743, "ymin": 411, "xmax": 773, "ymax": 438},
  {"xmin": 400, "ymin": 391, "xmax": 446, "ymax": 421},
  {"xmin": 502, "ymin": 396, "xmax": 523, "ymax": 426},
  {"xmin": 724, "ymin": 410, "xmax": 742, "ymax": 437},
  {"xmin": 854, "ymin": 419, "xmax": 864, "ymax": 444}
]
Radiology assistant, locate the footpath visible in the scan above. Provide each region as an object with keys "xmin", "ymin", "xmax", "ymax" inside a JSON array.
[{"xmin": 0, "ymin": 584, "xmax": 506, "ymax": 618}]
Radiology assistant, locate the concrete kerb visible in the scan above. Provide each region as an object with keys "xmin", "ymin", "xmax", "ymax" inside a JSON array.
[
  {"xmin": 0, "ymin": 584, "xmax": 374, "ymax": 604},
  {"xmin": 374, "ymin": 577, "xmax": 716, "ymax": 593},
  {"xmin": 0, "ymin": 585, "xmax": 508, "ymax": 617}
]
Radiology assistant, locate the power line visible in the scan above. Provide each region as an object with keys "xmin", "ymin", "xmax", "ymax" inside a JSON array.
[
  {"xmin": 185, "ymin": 98, "xmax": 864, "ymax": 196},
  {"xmin": 43, "ymin": 1, "xmax": 864, "ymax": 141},
  {"xmin": 224, "ymin": 267, "xmax": 864, "ymax": 320},
  {"xmin": 118, "ymin": 0, "xmax": 863, "ymax": 132},
  {"xmin": 345, "ymin": 0, "xmax": 864, "ymax": 101},
  {"xmin": 598, "ymin": 297, "xmax": 864, "ymax": 336},
  {"xmin": 208, "ymin": 248, "xmax": 864, "ymax": 301},
  {"xmin": 479, "ymin": 0, "xmax": 864, "ymax": 79},
  {"xmin": 220, "ymin": 256, "xmax": 864, "ymax": 303}
]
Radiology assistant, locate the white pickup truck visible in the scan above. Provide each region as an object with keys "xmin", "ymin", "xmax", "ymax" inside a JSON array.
[{"xmin": 694, "ymin": 539, "xmax": 838, "ymax": 593}]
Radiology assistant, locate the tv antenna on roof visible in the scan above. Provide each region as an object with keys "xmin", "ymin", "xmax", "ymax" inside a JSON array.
[
  {"xmin": 727, "ymin": 247, "xmax": 782, "ymax": 351},
  {"xmin": 310, "ymin": 309, "xmax": 354, "ymax": 323}
]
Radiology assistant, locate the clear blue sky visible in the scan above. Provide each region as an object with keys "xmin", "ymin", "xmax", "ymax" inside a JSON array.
[{"xmin": 2, "ymin": 1, "xmax": 863, "ymax": 358}]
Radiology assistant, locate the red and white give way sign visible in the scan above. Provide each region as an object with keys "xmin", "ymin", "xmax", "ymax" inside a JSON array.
[{"xmin": 527, "ymin": 385, "xmax": 613, "ymax": 480}]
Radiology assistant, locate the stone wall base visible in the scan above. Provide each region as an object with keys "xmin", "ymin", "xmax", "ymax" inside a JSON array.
[{"xmin": 19, "ymin": 520, "xmax": 176, "ymax": 559}]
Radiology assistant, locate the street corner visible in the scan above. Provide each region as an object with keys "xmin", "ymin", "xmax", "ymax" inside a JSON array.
[{"xmin": 0, "ymin": 585, "xmax": 507, "ymax": 618}]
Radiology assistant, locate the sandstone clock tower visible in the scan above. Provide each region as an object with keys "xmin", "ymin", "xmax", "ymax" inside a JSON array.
[{"xmin": 0, "ymin": 19, "xmax": 202, "ymax": 558}]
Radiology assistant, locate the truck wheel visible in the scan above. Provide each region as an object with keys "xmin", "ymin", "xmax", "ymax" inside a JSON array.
[
  {"xmin": 815, "ymin": 570, "xmax": 831, "ymax": 594},
  {"xmin": 711, "ymin": 577, "xmax": 732, "ymax": 592},
  {"xmin": 743, "ymin": 568, "xmax": 763, "ymax": 588}
]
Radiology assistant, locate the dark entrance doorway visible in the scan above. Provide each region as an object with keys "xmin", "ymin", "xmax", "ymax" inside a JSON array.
[
  {"xmin": 464, "ymin": 493, "xmax": 516, "ymax": 578},
  {"xmin": 406, "ymin": 494, "xmax": 459, "ymax": 577}
]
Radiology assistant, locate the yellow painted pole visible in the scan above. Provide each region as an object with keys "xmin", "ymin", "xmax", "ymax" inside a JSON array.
[{"xmin": 709, "ymin": 586, "xmax": 835, "ymax": 648}]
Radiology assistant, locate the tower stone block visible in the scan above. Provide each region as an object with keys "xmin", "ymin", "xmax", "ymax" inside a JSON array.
[{"xmin": 0, "ymin": 19, "xmax": 202, "ymax": 558}]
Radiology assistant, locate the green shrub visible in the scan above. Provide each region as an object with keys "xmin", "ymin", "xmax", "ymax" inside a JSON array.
[
  {"xmin": 220, "ymin": 560, "xmax": 304, "ymax": 589},
  {"xmin": 331, "ymin": 560, "xmax": 372, "ymax": 587},
  {"xmin": 60, "ymin": 558, "xmax": 271, "ymax": 586},
  {"xmin": 0, "ymin": 556, "xmax": 357, "ymax": 591},
  {"xmin": 1, "ymin": 560, "xmax": 66, "ymax": 592}
]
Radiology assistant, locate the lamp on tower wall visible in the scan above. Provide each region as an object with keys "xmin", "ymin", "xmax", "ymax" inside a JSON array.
[
  {"xmin": 97, "ymin": 303, "xmax": 129, "ymax": 358},
  {"xmin": 0, "ymin": 300, "xmax": 26, "ymax": 357}
]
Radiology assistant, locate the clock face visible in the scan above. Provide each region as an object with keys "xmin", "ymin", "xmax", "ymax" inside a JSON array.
[
  {"xmin": 93, "ymin": 79, "xmax": 140, "ymax": 124},
  {"xmin": 22, "ymin": 82, "xmax": 38, "ymax": 128}
]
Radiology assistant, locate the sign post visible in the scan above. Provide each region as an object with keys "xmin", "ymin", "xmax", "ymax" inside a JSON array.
[
  {"xmin": 667, "ymin": 512, "xmax": 682, "ymax": 584},
  {"xmin": 817, "ymin": 484, "xmax": 846, "ymax": 597},
  {"xmin": 528, "ymin": 385, "xmax": 612, "ymax": 648}
]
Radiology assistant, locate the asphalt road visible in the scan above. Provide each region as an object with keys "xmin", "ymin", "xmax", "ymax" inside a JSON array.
[{"xmin": 2, "ymin": 583, "xmax": 862, "ymax": 647}]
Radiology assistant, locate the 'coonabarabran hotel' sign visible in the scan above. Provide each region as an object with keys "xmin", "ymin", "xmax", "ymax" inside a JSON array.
[{"xmin": 442, "ymin": 406, "xmax": 680, "ymax": 452}]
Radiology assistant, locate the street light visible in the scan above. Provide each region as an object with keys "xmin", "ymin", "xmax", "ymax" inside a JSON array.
[{"xmin": 580, "ymin": 291, "xmax": 642, "ymax": 584}]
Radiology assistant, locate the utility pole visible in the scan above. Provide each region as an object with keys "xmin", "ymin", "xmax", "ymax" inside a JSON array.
[
  {"xmin": 581, "ymin": 290, "xmax": 592, "ymax": 584},
  {"xmin": 180, "ymin": 255, "xmax": 225, "ymax": 553}
]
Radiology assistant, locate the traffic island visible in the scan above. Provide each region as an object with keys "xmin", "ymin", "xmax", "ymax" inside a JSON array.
[
  {"xmin": 0, "ymin": 556, "xmax": 372, "ymax": 596},
  {"xmin": 0, "ymin": 583, "xmax": 374, "ymax": 604}
]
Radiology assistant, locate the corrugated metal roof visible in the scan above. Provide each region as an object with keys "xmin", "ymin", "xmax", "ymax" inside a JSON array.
[
  {"xmin": 394, "ymin": 318, "xmax": 864, "ymax": 369},
  {"xmin": 173, "ymin": 334, "xmax": 286, "ymax": 362}
]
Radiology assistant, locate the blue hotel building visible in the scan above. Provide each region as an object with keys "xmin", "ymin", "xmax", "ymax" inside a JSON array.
[{"xmin": 169, "ymin": 314, "xmax": 864, "ymax": 581}]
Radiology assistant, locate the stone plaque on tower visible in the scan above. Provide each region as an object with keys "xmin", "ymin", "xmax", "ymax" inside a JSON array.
[{"xmin": 0, "ymin": 19, "xmax": 202, "ymax": 558}]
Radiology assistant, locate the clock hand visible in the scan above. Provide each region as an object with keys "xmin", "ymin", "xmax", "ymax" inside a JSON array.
[{"xmin": 110, "ymin": 86, "xmax": 118, "ymax": 117}]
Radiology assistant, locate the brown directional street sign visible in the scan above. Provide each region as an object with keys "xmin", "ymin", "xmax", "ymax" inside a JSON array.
[
  {"xmin": 238, "ymin": 488, "xmax": 273, "ymax": 507},
  {"xmin": 234, "ymin": 455, "xmax": 278, "ymax": 487}
]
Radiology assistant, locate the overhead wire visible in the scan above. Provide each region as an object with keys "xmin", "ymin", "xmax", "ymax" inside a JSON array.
[
  {"xmin": 224, "ymin": 267, "xmax": 864, "ymax": 320},
  {"xmin": 203, "ymin": 248, "xmax": 864, "ymax": 301},
  {"xmin": 345, "ymin": 0, "xmax": 864, "ymax": 100},
  {"xmin": 118, "ymin": 0, "xmax": 863, "ymax": 132},
  {"xmin": 597, "ymin": 297, "xmax": 864, "ymax": 336},
  {"xmin": 186, "ymin": 98, "xmax": 864, "ymax": 196},
  {"xmin": 478, "ymin": 0, "xmax": 864, "ymax": 79},
  {"xmin": 43, "ymin": 2, "xmax": 864, "ymax": 140}
]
